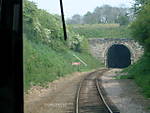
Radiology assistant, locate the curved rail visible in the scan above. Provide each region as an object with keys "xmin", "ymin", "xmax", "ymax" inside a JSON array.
[
  {"xmin": 75, "ymin": 71, "xmax": 97, "ymax": 113},
  {"xmin": 96, "ymin": 78, "xmax": 113, "ymax": 113},
  {"xmin": 75, "ymin": 69, "xmax": 119, "ymax": 113},
  {"xmin": 75, "ymin": 75, "xmax": 84, "ymax": 113}
]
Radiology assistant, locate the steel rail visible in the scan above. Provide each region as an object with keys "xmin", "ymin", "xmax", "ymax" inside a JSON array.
[
  {"xmin": 96, "ymin": 78, "xmax": 113, "ymax": 113},
  {"xmin": 75, "ymin": 71, "xmax": 98, "ymax": 113},
  {"xmin": 75, "ymin": 69, "xmax": 114, "ymax": 113},
  {"xmin": 75, "ymin": 75, "xmax": 84, "ymax": 113}
]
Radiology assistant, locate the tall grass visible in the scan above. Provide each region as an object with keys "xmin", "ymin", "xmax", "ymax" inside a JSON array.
[
  {"xmin": 24, "ymin": 38, "xmax": 103, "ymax": 91},
  {"xmin": 121, "ymin": 56, "xmax": 150, "ymax": 98},
  {"xmin": 71, "ymin": 24, "xmax": 131, "ymax": 38}
]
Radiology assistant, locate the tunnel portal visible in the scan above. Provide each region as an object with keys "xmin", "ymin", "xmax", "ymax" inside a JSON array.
[{"xmin": 107, "ymin": 44, "xmax": 131, "ymax": 68}]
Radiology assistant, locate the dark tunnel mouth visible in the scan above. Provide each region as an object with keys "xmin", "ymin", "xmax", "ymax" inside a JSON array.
[{"xmin": 107, "ymin": 44, "xmax": 131, "ymax": 68}]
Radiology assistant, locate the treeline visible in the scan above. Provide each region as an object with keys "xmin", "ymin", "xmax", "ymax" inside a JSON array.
[{"xmin": 67, "ymin": 5, "xmax": 134, "ymax": 25}]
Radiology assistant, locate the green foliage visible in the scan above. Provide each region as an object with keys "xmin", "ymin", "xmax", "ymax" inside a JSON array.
[
  {"xmin": 23, "ymin": 0, "xmax": 38, "ymax": 41},
  {"xmin": 122, "ymin": 0, "xmax": 150, "ymax": 99},
  {"xmin": 130, "ymin": 2, "xmax": 150, "ymax": 55},
  {"xmin": 67, "ymin": 14, "xmax": 82, "ymax": 24},
  {"xmin": 67, "ymin": 30, "xmax": 85, "ymax": 52},
  {"xmin": 83, "ymin": 11, "xmax": 96, "ymax": 24},
  {"xmin": 23, "ymin": 0, "xmax": 85, "ymax": 52},
  {"xmin": 23, "ymin": 0, "xmax": 65, "ymax": 51},
  {"xmin": 24, "ymin": 38, "xmax": 102, "ymax": 91},
  {"xmin": 116, "ymin": 15, "xmax": 130, "ymax": 26},
  {"xmin": 122, "ymin": 56, "xmax": 150, "ymax": 97},
  {"xmin": 23, "ymin": 0, "xmax": 103, "ymax": 91},
  {"xmin": 133, "ymin": 0, "xmax": 150, "ymax": 14},
  {"xmin": 71, "ymin": 24, "xmax": 131, "ymax": 38}
]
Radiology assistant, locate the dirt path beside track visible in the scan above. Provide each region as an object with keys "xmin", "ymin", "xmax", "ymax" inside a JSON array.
[
  {"xmin": 100, "ymin": 69, "xmax": 150, "ymax": 113},
  {"xmin": 24, "ymin": 71, "xmax": 93, "ymax": 113},
  {"xmin": 24, "ymin": 68, "xmax": 150, "ymax": 113}
]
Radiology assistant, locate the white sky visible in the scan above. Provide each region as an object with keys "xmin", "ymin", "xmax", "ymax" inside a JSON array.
[{"xmin": 29, "ymin": 0, "xmax": 135, "ymax": 18}]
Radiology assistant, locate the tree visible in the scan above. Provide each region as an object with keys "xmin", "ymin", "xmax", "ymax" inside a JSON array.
[
  {"xmin": 93, "ymin": 7, "xmax": 103, "ymax": 23},
  {"xmin": 116, "ymin": 15, "xmax": 130, "ymax": 26},
  {"xmin": 83, "ymin": 11, "xmax": 96, "ymax": 24},
  {"xmin": 71, "ymin": 14, "xmax": 82, "ymax": 24},
  {"xmin": 23, "ymin": 0, "xmax": 38, "ymax": 41},
  {"xmin": 130, "ymin": 1, "xmax": 150, "ymax": 55},
  {"xmin": 133, "ymin": 0, "xmax": 150, "ymax": 14},
  {"xmin": 67, "ymin": 4, "xmax": 132, "ymax": 25}
]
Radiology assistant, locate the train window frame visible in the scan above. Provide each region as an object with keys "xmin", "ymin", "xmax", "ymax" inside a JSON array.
[
  {"xmin": 0, "ymin": 0, "xmax": 23, "ymax": 113},
  {"xmin": 0, "ymin": 0, "xmax": 2, "ymax": 23},
  {"xmin": 13, "ymin": 4, "xmax": 20, "ymax": 32}
]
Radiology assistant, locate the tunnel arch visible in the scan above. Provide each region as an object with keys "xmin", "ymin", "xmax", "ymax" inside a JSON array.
[
  {"xmin": 106, "ymin": 44, "xmax": 131, "ymax": 68},
  {"xmin": 88, "ymin": 38, "xmax": 144, "ymax": 67}
]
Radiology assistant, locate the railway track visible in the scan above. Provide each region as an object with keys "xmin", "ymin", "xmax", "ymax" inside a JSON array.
[{"xmin": 75, "ymin": 69, "xmax": 120, "ymax": 113}]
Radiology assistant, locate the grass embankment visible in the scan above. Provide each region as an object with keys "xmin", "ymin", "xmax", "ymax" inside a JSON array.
[
  {"xmin": 23, "ymin": 0, "xmax": 104, "ymax": 92},
  {"xmin": 120, "ymin": 56, "xmax": 150, "ymax": 98},
  {"xmin": 24, "ymin": 38, "xmax": 103, "ymax": 91},
  {"xmin": 71, "ymin": 24, "xmax": 131, "ymax": 38}
]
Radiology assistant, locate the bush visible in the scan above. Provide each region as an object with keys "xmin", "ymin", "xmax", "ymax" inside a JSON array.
[
  {"xmin": 116, "ymin": 15, "xmax": 130, "ymax": 26},
  {"xmin": 23, "ymin": 0, "xmax": 88, "ymax": 52}
]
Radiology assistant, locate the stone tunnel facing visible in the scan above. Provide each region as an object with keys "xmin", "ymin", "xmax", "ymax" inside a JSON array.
[{"xmin": 107, "ymin": 44, "xmax": 131, "ymax": 68}]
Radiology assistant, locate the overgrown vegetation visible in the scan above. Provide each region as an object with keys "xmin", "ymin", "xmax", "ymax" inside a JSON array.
[
  {"xmin": 121, "ymin": 0, "xmax": 150, "ymax": 98},
  {"xmin": 121, "ymin": 56, "xmax": 150, "ymax": 97},
  {"xmin": 24, "ymin": 38, "xmax": 102, "ymax": 91},
  {"xmin": 71, "ymin": 24, "xmax": 131, "ymax": 38},
  {"xmin": 23, "ymin": 0, "xmax": 103, "ymax": 91}
]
